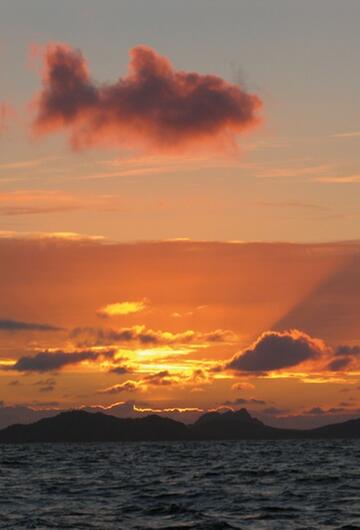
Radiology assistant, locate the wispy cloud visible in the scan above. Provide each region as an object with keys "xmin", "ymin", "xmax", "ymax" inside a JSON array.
[
  {"xmin": 0, "ymin": 230, "xmax": 105, "ymax": 241},
  {"xmin": 76, "ymin": 153, "xmax": 248, "ymax": 181},
  {"xmin": 257, "ymin": 201, "xmax": 329, "ymax": 211},
  {"xmin": 0, "ymin": 190, "xmax": 149, "ymax": 217},
  {"xmin": 0, "ymin": 157, "xmax": 56, "ymax": 171},
  {"xmin": 0, "ymin": 102, "xmax": 13, "ymax": 135},
  {"xmin": 332, "ymin": 131, "xmax": 360, "ymax": 139},
  {"xmin": 0, "ymin": 318, "xmax": 61, "ymax": 332},
  {"xmin": 256, "ymin": 164, "xmax": 331, "ymax": 180},
  {"xmin": 316, "ymin": 175, "xmax": 360, "ymax": 184},
  {"xmin": 71, "ymin": 324, "xmax": 239, "ymax": 348}
]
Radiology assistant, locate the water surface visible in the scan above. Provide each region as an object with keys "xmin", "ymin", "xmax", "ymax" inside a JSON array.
[{"xmin": 1, "ymin": 440, "xmax": 359, "ymax": 529}]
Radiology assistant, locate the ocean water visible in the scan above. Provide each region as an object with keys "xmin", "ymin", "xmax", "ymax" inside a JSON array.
[{"xmin": 0, "ymin": 440, "xmax": 360, "ymax": 529}]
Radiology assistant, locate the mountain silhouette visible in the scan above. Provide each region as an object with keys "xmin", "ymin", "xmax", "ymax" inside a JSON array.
[
  {"xmin": 190, "ymin": 408, "xmax": 293, "ymax": 439},
  {"xmin": 0, "ymin": 411, "xmax": 188, "ymax": 443},
  {"xmin": 1, "ymin": 408, "xmax": 360, "ymax": 443}
]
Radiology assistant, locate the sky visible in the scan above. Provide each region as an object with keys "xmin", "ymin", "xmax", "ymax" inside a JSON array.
[{"xmin": 1, "ymin": 0, "xmax": 360, "ymax": 429}]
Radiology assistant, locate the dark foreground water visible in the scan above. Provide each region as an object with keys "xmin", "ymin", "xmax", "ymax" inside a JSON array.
[{"xmin": 1, "ymin": 440, "xmax": 360, "ymax": 529}]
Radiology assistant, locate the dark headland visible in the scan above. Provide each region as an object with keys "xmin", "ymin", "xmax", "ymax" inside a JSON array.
[{"xmin": 1, "ymin": 408, "xmax": 360, "ymax": 443}]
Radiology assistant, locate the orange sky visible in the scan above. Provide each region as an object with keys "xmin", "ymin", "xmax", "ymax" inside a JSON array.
[
  {"xmin": 1, "ymin": 2, "xmax": 360, "ymax": 429},
  {"xmin": 1, "ymin": 236, "xmax": 360, "ymax": 429}
]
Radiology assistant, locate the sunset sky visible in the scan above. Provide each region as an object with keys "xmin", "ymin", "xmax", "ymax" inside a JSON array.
[{"xmin": 1, "ymin": 0, "xmax": 360, "ymax": 429}]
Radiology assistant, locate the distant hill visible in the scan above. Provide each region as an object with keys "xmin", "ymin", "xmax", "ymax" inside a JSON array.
[
  {"xmin": 1, "ymin": 408, "xmax": 360, "ymax": 443},
  {"xmin": 303, "ymin": 417, "xmax": 360, "ymax": 439},
  {"xmin": 0, "ymin": 411, "xmax": 189, "ymax": 443},
  {"xmin": 190, "ymin": 408, "xmax": 296, "ymax": 439}
]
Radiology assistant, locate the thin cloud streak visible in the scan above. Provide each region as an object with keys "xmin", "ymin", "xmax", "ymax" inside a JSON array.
[
  {"xmin": 316, "ymin": 175, "xmax": 360, "ymax": 184},
  {"xmin": 0, "ymin": 157, "xmax": 57, "ymax": 171},
  {"xmin": 332, "ymin": 131, "xmax": 360, "ymax": 139},
  {"xmin": 0, "ymin": 318, "xmax": 61, "ymax": 332}
]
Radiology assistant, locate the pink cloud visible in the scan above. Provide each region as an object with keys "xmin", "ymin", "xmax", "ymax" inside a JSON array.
[{"xmin": 32, "ymin": 43, "xmax": 262, "ymax": 153}]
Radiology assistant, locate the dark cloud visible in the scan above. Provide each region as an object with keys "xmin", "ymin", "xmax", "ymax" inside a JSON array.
[
  {"xmin": 302, "ymin": 406, "xmax": 348, "ymax": 416},
  {"xmin": 32, "ymin": 43, "xmax": 261, "ymax": 153},
  {"xmin": 325, "ymin": 344, "xmax": 360, "ymax": 371},
  {"xmin": 143, "ymin": 370, "xmax": 174, "ymax": 386},
  {"xmin": 336, "ymin": 345, "xmax": 360, "ymax": 356},
  {"xmin": 226, "ymin": 330, "xmax": 326, "ymax": 373},
  {"xmin": 305, "ymin": 407, "xmax": 326, "ymax": 415},
  {"xmin": 34, "ymin": 378, "xmax": 57, "ymax": 393},
  {"xmin": 6, "ymin": 349, "xmax": 114, "ymax": 373},
  {"xmin": 261, "ymin": 407, "xmax": 289, "ymax": 415},
  {"xmin": 326, "ymin": 357, "xmax": 352, "ymax": 372},
  {"xmin": 97, "ymin": 371, "xmax": 181, "ymax": 394},
  {"xmin": 222, "ymin": 398, "xmax": 266, "ymax": 406},
  {"xmin": 109, "ymin": 365, "xmax": 132, "ymax": 375},
  {"xmin": 0, "ymin": 318, "xmax": 61, "ymax": 332},
  {"xmin": 70, "ymin": 324, "xmax": 237, "ymax": 348}
]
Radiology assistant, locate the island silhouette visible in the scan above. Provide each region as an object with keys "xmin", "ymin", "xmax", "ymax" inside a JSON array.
[{"xmin": 1, "ymin": 408, "xmax": 360, "ymax": 443}]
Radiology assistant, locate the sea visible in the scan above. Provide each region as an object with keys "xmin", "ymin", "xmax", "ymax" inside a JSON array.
[{"xmin": 1, "ymin": 439, "xmax": 360, "ymax": 529}]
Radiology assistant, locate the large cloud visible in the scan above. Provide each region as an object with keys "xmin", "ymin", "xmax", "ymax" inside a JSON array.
[
  {"xmin": 5, "ymin": 349, "xmax": 114, "ymax": 373},
  {"xmin": 226, "ymin": 329, "xmax": 327, "ymax": 373},
  {"xmin": 32, "ymin": 43, "xmax": 261, "ymax": 152}
]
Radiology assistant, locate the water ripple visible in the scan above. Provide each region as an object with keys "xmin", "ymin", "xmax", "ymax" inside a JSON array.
[{"xmin": 0, "ymin": 440, "xmax": 360, "ymax": 528}]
